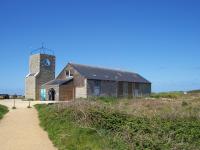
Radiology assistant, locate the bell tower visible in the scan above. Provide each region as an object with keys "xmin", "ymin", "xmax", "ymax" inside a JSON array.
[{"xmin": 25, "ymin": 46, "xmax": 55, "ymax": 100}]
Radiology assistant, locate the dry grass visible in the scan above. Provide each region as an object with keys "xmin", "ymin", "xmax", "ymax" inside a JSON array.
[
  {"xmin": 49, "ymin": 91, "xmax": 200, "ymax": 121},
  {"xmin": 54, "ymin": 92, "xmax": 200, "ymax": 120},
  {"xmin": 71, "ymin": 93, "xmax": 196, "ymax": 121},
  {"xmin": 110, "ymin": 93, "xmax": 200, "ymax": 119}
]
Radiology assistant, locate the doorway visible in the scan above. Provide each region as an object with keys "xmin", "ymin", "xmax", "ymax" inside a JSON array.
[
  {"xmin": 48, "ymin": 88, "xmax": 56, "ymax": 101},
  {"xmin": 40, "ymin": 89, "xmax": 46, "ymax": 101}
]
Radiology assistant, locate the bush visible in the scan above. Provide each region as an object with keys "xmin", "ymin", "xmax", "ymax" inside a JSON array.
[
  {"xmin": 35, "ymin": 103, "xmax": 126, "ymax": 150},
  {"xmin": 35, "ymin": 100, "xmax": 200, "ymax": 150},
  {"xmin": 182, "ymin": 101, "xmax": 188, "ymax": 107},
  {"xmin": 150, "ymin": 92, "xmax": 182, "ymax": 99},
  {"xmin": 188, "ymin": 90, "xmax": 200, "ymax": 94},
  {"xmin": 88, "ymin": 96, "xmax": 117, "ymax": 102},
  {"xmin": 0, "ymin": 104, "xmax": 9, "ymax": 119}
]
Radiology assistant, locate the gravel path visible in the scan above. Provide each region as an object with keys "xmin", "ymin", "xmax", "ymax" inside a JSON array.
[{"xmin": 0, "ymin": 100, "xmax": 57, "ymax": 150}]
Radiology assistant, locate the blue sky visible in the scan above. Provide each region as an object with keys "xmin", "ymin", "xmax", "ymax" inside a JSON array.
[{"xmin": 0, "ymin": 0, "xmax": 200, "ymax": 94}]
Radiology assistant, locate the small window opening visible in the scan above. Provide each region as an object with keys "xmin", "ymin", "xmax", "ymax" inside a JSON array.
[{"xmin": 66, "ymin": 70, "xmax": 73, "ymax": 77}]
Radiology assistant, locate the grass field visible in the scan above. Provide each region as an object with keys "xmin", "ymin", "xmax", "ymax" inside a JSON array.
[
  {"xmin": 35, "ymin": 92, "xmax": 200, "ymax": 150},
  {"xmin": 0, "ymin": 104, "xmax": 8, "ymax": 120}
]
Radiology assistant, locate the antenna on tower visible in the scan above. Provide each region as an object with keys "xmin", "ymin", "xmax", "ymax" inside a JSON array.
[
  {"xmin": 30, "ymin": 43, "xmax": 55, "ymax": 55},
  {"xmin": 40, "ymin": 42, "xmax": 46, "ymax": 54},
  {"xmin": 41, "ymin": 42, "xmax": 44, "ymax": 48}
]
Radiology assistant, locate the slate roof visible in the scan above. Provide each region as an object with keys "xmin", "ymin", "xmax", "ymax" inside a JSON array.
[
  {"xmin": 70, "ymin": 63, "xmax": 150, "ymax": 83},
  {"xmin": 44, "ymin": 77, "xmax": 73, "ymax": 86}
]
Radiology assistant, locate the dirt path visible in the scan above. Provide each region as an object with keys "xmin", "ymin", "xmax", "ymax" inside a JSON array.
[{"xmin": 0, "ymin": 100, "xmax": 57, "ymax": 150}]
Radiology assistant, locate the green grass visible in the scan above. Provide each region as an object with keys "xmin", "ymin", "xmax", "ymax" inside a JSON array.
[
  {"xmin": 188, "ymin": 89, "xmax": 200, "ymax": 93},
  {"xmin": 35, "ymin": 98, "xmax": 200, "ymax": 150},
  {"xmin": 150, "ymin": 92, "xmax": 183, "ymax": 99},
  {"xmin": 87, "ymin": 108, "xmax": 200, "ymax": 149},
  {"xmin": 88, "ymin": 96, "xmax": 118, "ymax": 102},
  {"xmin": 35, "ymin": 104, "xmax": 126, "ymax": 150},
  {"xmin": 0, "ymin": 104, "xmax": 9, "ymax": 119}
]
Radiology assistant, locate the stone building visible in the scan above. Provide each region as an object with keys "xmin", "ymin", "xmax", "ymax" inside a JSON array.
[
  {"xmin": 25, "ymin": 53, "xmax": 55, "ymax": 100},
  {"xmin": 25, "ymin": 52, "xmax": 151, "ymax": 101},
  {"xmin": 41, "ymin": 63, "xmax": 151, "ymax": 101}
]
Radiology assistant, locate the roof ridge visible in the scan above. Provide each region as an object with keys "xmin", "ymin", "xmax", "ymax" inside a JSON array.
[{"xmin": 70, "ymin": 63, "xmax": 138, "ymax": 75}]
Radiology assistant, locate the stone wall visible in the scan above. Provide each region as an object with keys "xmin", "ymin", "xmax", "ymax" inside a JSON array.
[
  {"xmin": 123, "ymin": 82, "xmax": 128, "ymax": 97},
  {"xmin": 25, "ymin": 54, "xmax": 40, "ymax": 100},
  {"xmin": 29, "ymin": 54, "xmax": 40, "ymax": 73},
  {"xmin": 75, "ymin": 79, "xmax": 87, "ymax": 98},
  {"xmin": 25, "ymin": 54, "xmax": 55, "ymax": 100},
  {"xmin": 56, "ymin": 64, "xmax": 87, "ymax": 99},
  {"xmin": 25, "ymin": 76, "xmax": 36, "ymax": 99},
  {"xmin": 138, "ymin": 83, "xmax": 151, "ymax": 96},
  {"xmin": 56, "ymin": 64, "xmax": 85, "ymax": 86},
  {"xmin": 87, "ymin": 79, "xmax": 117, "ymax": 97},
  {"xmin": 129, "ymin": 82, "xmax": 151, "ymax": 97},
  {"xmin": 87, "ymin": 80, "xmax": 151, "ymax": 98}
]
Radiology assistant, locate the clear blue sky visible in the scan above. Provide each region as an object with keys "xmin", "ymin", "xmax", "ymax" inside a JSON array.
[{"xmin": 0, "ymin": 0, "xmax": 200, "ymax": 95}]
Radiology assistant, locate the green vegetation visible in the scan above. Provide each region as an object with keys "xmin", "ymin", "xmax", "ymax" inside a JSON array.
[
  {"xmin": 36, "ymin": 92, "xmax": 200, "ymax": 150},
  {"xmin": 188, "ymin": 89, "xmax": 200, "ymax": 93},
  {"xmin": 35, "ymin": 104, "xmax": 126, "ymax": 150},
  {"xmin": 88, "ymin": 96, "xmax": 118, "ymax": 104},
  {"xmin": 0, "ymin": 104, "xmax": 8, "ymax": 119},
  {"xmin": 150, "ymin": 92, "xmax": 183, "ymax": 99}
]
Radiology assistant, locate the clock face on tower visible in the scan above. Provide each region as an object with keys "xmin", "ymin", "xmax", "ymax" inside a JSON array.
[{"xmin": 42, "ymin": 58, "xmax": 51, "ymax": 67}]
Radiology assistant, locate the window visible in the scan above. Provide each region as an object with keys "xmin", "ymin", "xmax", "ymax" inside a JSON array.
[
  {"xmin": 66, "ymin": 70, "xmax": 73, "ymax": 77},
  {"xmin": 94, "ymin": 80, "xmax": 101, "ymax": 96}
]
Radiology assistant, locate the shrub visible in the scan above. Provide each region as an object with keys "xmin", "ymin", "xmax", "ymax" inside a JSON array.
[
  {"xmin": 0, "ymin": 104, "xmax": 9, "ymax": 119},
  {"xmin": 150, "ymin": 92, "xmax": 182, "ymax": 99},
  {"xmin": 188, "ymin": 90, "xmax": 200, "ymax": 94},
  {"xmin": 36, "ymin": 100, "xmax": 200, "ymax": 150},
  {"xmin": 35, "ymin": 103, "xmax": 127, "ymax": 150},
  {"xmin": 182, "ymin": 101, "xmax": 188, "ymax": 107}
]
